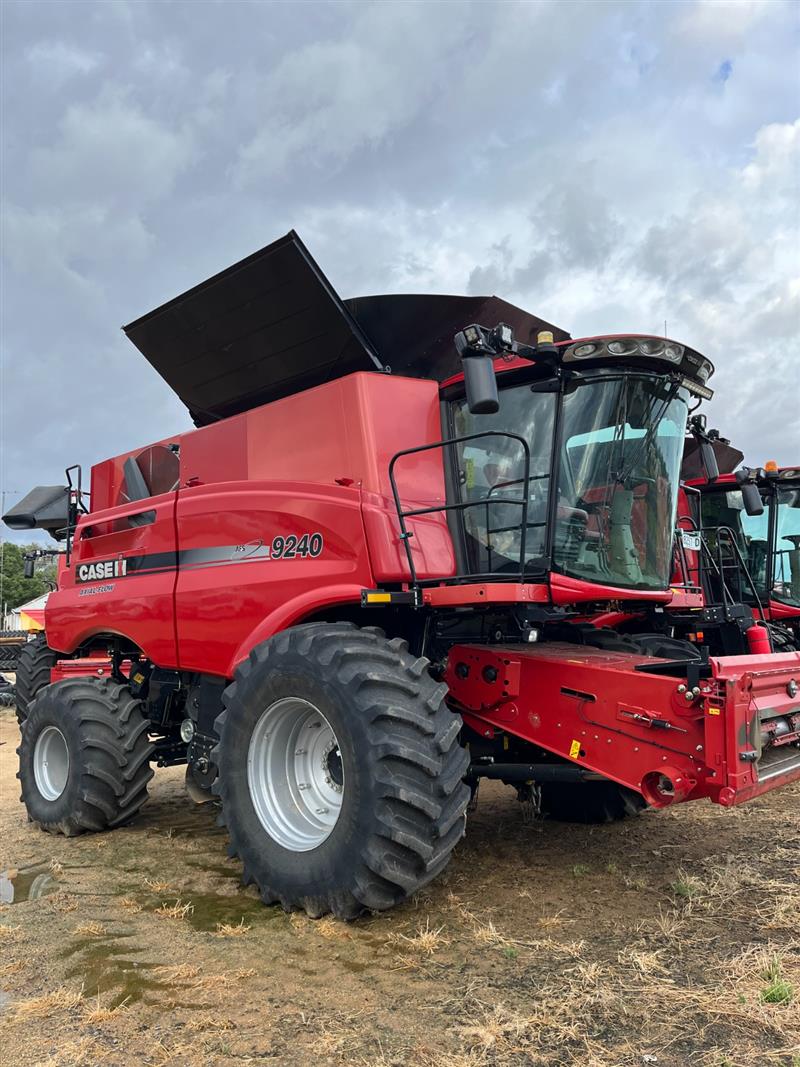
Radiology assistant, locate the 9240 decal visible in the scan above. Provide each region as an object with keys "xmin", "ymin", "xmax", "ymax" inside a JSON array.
[{"xmin": 270, "ymin": 533, "xmax": 323, "ymax": 559}]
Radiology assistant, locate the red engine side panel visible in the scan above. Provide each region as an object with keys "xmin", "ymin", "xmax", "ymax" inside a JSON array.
[{"xmin": 174, "ymin": 481, "xmax": 374, "ymax": 676}]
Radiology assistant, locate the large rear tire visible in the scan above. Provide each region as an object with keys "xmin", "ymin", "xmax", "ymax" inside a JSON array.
[
  {"xmin": 14, "ymin": 633, "xmax": 59, "ymax": 727},
  {"xmin": 18, "ymin": 678, "xmax": 154, "ymax": 836},
  {"xmin": 213, "ymin": 623, "xmax": 470, "ymax": 919}
]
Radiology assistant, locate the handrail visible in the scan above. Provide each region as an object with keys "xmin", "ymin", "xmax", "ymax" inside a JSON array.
[
  {"xmin": 388, "ymin": 431, "xmax": 532, "ymax": 589},
  {"xmin": 712, "ymin": 525, "xmax": 768, "ymax": 626}
]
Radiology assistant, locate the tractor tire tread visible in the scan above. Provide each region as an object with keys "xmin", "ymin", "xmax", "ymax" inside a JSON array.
[
  {"xmin": 18, "ymin": 677, "xmax": 154, "ymax": 836},
  {"xmin": 213, "ymin": 623, "xmax": 468, "ymax": 920},
  {"xmin": 14, "ymin": 634, "xmax": 59, "ymax": 727}
]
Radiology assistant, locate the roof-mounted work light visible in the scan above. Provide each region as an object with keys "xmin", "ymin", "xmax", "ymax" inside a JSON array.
[{"xmin": 563, "ymin": 334, "xmax": 714, "ymax": 399}]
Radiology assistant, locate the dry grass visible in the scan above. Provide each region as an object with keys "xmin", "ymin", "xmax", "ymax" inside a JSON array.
[
  {"xmin": 146, "ymin": 1036, "xmax": 195, "ymax": 1066},
  {"xmin": 727, "ymin": 945, "xmax": 797, "ymax": 1008},
  {"xmin": 190, "ymin": 972, "xmax": 233, "ymax": 990},
  {"xmin": 153, "ymin": 963, "xmax": 200, "ymax": 982},
  {"xmin": 32, "ymin": 1037, "xmax": 102, "ymax": 1067},
  {"xmin": 617, "ymin": 945, "xmax": 670, "ymax": 976},
  {"xmin": 534, "ymin": 909, "xmax": 572, "ymax": 930},
  {"xmin": 80, "ymin": 992, "xmax": 129, "ymax": 1024},
  {"xmin": 651, "ymin": 905, "xmax": 685, "ymax": 938},
  {"xmin": 12, "ymin": 986, "xmax": 82, "ymax": 1021},
  {"xmin": 143, "ymin": 877, "xmax": 176, "ymax": 893},
  {"xmin": 312, "ymin": 1008, "xmax": 373, "ymax": 1058},
  {"xmin": 154, "ymin": 898, "xmax": 194, "ymax": 920},
  {"xmin": 46, "ymin": 893, "xmax": 78, "ymax": 914},
  {"xmin": 289, "ymin": 911, "xmax": 312, "ymax": 935},
  {"xmin": 0, "ymin": 923, "xmax": 22, "ymax": 943},
  {"xmin": 417, "ymin": 1053, "xmax": 488, "ymax": 1067},
  {"xmin": 389, "ymin": 918, "xmax": 450, "ymax": 956},
  {"xmin": 312, "ymin": 915, "xmax": 354, "ymax": 940},
  {"xmin": 457, "ymin": 1004, "xmax": 531, "ymax": 1053},
  {"xmin": 214, "ymin": 917, "xmax": 251, "ymax": 937},
  {"xmin": 72, "ymin": 920, "xmax": 106, "ymax": 937},
  {"xmin": 0, "ymin": 726, "xmax": 796, "ymax": 1067},
  {"xmin": 184, "ymin": 1012, "xmax": 235, "ymax": 1032}
]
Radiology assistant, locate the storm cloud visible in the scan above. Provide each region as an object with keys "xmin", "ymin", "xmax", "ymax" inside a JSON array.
[{"xmin": 1, "ymin": 0, "xmax": 798, "ymax": 538}]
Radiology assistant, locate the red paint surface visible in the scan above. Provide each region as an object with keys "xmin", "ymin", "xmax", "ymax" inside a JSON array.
[
  {"xmin": 46, "ymin": 373, "xmax": 454, "ymax": 668},
  {"xmin": 445, "ymin": 643, "xmax": 800, "ymax": 806}
]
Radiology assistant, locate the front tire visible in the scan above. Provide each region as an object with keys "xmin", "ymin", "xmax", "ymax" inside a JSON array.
[
  {"xmin": 213, "ymin": 623, "xmax": 470, "ymax": 919},
  {"xmin": 18, "ymin": 678, "xmax": 154, "ymax": 836}
]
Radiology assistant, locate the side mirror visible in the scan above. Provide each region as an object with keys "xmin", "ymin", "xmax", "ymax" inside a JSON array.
[
  {"xmin": 23, "ymin": 556, "xmax": 36, "ymax": 579},
  {"xmin": 741, "ymin": 482, "xmax": 764, "ymax": 517},
  {"xmin": 700, "ymin": 440, "xmax": 719, "ymax": 481},
  {"xmin": 463, "ymin": 355, "xmax": 499, "ymax": 415}
]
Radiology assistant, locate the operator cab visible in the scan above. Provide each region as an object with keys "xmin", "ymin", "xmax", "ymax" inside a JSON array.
[{"xmin": 434, "ymin": 328, "xmax": 714, "ymax": 597}]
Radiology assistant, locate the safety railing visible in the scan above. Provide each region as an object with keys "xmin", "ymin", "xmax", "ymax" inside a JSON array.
[{"xmin": 388, "ymin": 432, "xmax": 532, "ymax": 588}]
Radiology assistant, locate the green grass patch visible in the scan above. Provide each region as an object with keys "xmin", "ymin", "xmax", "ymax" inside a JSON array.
[{"xmin": 760, "ymin": 955, "xmax": 794, "ymax": 1004}]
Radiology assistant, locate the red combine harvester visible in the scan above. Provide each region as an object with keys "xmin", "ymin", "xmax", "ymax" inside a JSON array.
[
  {"xmin": 681, "ymin": 460, "xmax": 800, "ymax": 650},
  {"xmin": 5, "ymin": 232, "xmax": 800, "ymax": 919}
]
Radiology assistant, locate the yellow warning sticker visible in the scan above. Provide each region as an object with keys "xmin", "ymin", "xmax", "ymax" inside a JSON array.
[
  {"xmin": 569, "ymin": 739, "xmax": 581, "ymax": 759},
  {"xmin": 708, "ymin": 706, "xmax": 721, "ymax": 716}
]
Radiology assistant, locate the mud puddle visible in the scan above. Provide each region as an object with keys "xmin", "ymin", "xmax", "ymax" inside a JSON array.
[
  {"xmin": 60, "ymin": 934, "xmax": 188, "ymax": 1009},
  {"xmin": 0, "ymin": 864, "xmax": 58, "ymax": 904}
]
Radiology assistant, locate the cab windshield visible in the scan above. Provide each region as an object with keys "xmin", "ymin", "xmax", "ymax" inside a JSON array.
[
  {"xmin": 554, "ymin": 375, "xmax": 687, "ymax": 589},
  {"xmin": 772, "ymin": 486, "xmax": 800, "ymax": 605},
  {"xmin": 452, "ymin": 372, "xmax": 688, "ymax": 588}
]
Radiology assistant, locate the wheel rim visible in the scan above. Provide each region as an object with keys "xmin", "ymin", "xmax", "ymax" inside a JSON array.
[
  {"xmin": 33, "ymin": 725, "xmax": 70, "ymax": 801},
  {"xmin": 247, "ymin": 698, "xmax": 344, "ymax": 852}
]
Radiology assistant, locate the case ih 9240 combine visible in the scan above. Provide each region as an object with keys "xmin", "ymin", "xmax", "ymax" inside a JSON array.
[{"xmin": 5, "ymin": 232, "xmax": 800, "ymax": 919}]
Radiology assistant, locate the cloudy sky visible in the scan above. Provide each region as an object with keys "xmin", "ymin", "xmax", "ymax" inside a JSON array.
[{"xmin": 1, "ymin": 0, "xmax": 798, "ymax": 541}]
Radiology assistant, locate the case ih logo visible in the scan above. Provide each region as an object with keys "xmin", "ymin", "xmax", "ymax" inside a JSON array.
[{"xmin": 77, "ymin": 559, "xmax": 128, "ymax": 583}]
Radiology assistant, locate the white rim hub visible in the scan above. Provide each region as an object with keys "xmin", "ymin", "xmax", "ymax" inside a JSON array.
[
  {"xmin": 247, "ymin": 698, "xmax": 344, "ymax": 852},
  {"xmin": 33, "ymin": 725, "xmax": 70, "ymax": 801}
]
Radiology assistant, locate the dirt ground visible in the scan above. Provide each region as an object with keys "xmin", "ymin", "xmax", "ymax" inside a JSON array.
[{"xmin": 0, "ymin": 706, "xmax": 798, "ymax": 1067}]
